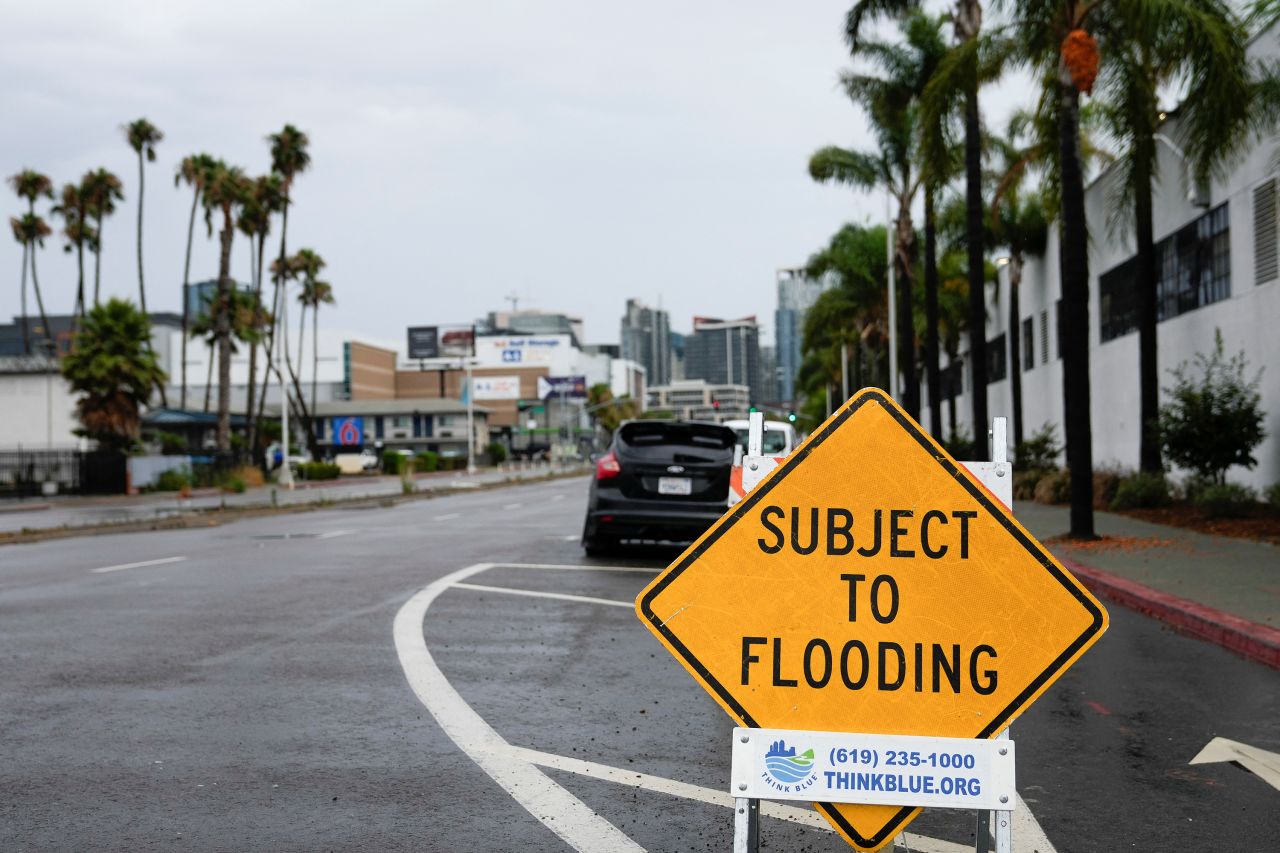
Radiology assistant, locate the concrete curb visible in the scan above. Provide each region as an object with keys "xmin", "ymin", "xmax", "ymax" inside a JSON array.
[
  {"xmin": 0, "ymin": 502, "xmax": 50, "ymax": 514},
  {"xmin": 1059, "ymin": 555, "xmax": 1280, "ymax": 671}
]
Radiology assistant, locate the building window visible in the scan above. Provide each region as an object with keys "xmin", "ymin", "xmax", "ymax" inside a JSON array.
[
  {"xmin": 1156, "ymin": 202, "xmax": 1231, "ymax": 320},
  {"xmin": 1254, "ymin": 179, "xmax": 1277, "ymax": 285},
  {"xmin": 1099, "ymin": 257, "xmax": 1138, "ymax": 342},
  {"xmin": 987, "ymin": 334, "xmax": 1007, "ymax": 383},
  {"xmin": 1055, "ymin": 300, "xmax": 1064, "ymax": 360},
  {"xmin": 1022, "ymin": 317, "xmax": 1035, "ymax": 371},
  {"xmin": 375, "ymin": 417, "xmax": 384, "ymax": 439},
  {"xmin": 940, "ymin": 360, "xmax": 964, "ymax": 399},
  {"xmin": 1040, "ymin": 311, "xmax": 1049, "ymax": 364},
  {"xmin": 392, "ymin": 415, "xmax": 411, "ymax": 430}
]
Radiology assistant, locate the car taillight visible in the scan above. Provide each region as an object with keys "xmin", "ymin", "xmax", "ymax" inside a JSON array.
[{"xmin": 596, "ymin": 450, "xmax": 621, "ymax": 480}]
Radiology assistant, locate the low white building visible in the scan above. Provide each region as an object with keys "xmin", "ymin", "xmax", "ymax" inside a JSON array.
[
  {"xmin": 0, "ymin": 355, "xmax": 82, "ymax": 450},
  {"xmin": 928, "ymin": 20, "xmax": 1280, "ymax": 491}
]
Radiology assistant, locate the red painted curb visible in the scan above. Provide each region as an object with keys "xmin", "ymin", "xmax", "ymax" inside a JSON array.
[{"xmin": 1058, "ymin": 555, "xmax": 1280, "ymax": 671}]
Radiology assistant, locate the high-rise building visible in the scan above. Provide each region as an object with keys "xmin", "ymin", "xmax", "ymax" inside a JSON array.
[
  {"xmin": 775, "ymin": 268, "xmax": 834, "ymax": 406},
  {"xmin": 619, "ymin": 299, "xmax": 672, "ymax": 386},
  {"xmin": 683, "ymin": 316, "xmax": 763, "ymax": 405}
]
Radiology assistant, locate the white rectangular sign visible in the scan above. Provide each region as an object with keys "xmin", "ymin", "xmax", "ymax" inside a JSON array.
[
  {"xmin": 472, "ymin": 375, "xmax": 521, "ymax": 400},
  {"xmin": 730, "ymin": 727, "xmax": 1016, "ymax": 811}
]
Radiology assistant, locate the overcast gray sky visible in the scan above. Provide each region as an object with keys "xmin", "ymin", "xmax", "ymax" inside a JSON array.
[{"xmin": 2, "ymin": 0, "xmax": 1035, "ymax": 351}]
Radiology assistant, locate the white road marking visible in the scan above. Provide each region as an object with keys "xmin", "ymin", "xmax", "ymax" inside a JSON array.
[
  {"xmin": 495, "ymin": 562, "xmax": 662, "ymax": 574},
  {"xmin": 1191, "ymin": 737, "xmax": 1280, "ymax": 792},
  {"xmin": 394, "ymin": 563, "xmax": 644, "ymax": 853},
  {"xmin": 452, "ymin": 583, "xmax": 632, "ymax": 609},
  {"xmin": 317, "ymin": 529, "xmax": 355, "ymax": 540},
  {"xmin": 90, "ymin": 556, "xmax": 187, "ymax": 575},
  {"xmin": 551, "ymin": 494, "xmax": 566, "ymax": 501},
  {"xmin": 434, "ymin": 513, "xmax": 460, "ymax": 522},
  {"xmin": 503, "ymin": 502, "xmax": 522, "ymax": 510}
]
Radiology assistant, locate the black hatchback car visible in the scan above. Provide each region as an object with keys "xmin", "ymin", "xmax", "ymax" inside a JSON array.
[{"xmin": 581, "ymin": 420, "xmax": 736, "ymax": 555}]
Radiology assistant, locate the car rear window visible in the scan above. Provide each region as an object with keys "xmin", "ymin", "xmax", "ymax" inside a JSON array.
[{"xmin": 617, "ymin": 422, "xmax": 735, "ymax": 458}]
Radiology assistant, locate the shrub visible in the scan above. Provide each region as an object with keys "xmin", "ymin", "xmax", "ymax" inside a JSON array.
[
  {"xmin": 1110, "ymin": 471, "xmax": 1171, "ymax": 510},
  {"xmin": 1193, "ymin": 482, "xmax": 1258, "ymax": 518},
  {"xmin": 382, "ymin": 451, "xmax": 406, "ymax": 475},
  {"xmin": 153, "ymin": 468, "xmax": 190, "ymax": 492},
  {"xmin": 1159, "ymin": 330, "xmax": 1266, "ymax": 486},
  {"xmin": 943, "ymin": 428, "xmax": 976, "ymax": 460},
  {"xmin": 1033, "ymin": 469, "xmax": 1071, "ymax": 504},
  {"xmin": 1013, "ymin": 470, "xmax": 1046, "ymax": 501},
  {"xmin": 1181, "ymin": 473, "xmax": 1216, "ymax": 504},
  {"xmin": 486, "ymin": 441, "xmax": 508, "ymax": 465},
  {"xmin": 221, "ymin": 475, "xmax": 246, "ymax": 494},
  {"xmin": 1015, "ymin": 423, "xmax": 1061, "ymax": 472},
  {"xmin": 235, "ymin": 464, "xmax": 265, "ymax": 488},
  {"xmin": 1092, "ymin": 466, "xmax": 1127, "ymax": 509},
  {"xmin": 1266, "ymin": 483, "xmax": 1280, "ymax": 510},
  {"xmin": 153, "ymin": 431, "xmax": 187, "ymax": 455},
  {"xmin": 297, "ymin": 462, "xmax": 341, "ymax": 481},
  {"xmin": 415, "ymin": 451, "xmax": 439, "ymax": 473}
]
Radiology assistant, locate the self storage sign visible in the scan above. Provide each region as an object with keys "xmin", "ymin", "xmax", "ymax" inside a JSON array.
[{"xmin": 635, "ymin": 389, "xmax": 1107, "ymax": 851}]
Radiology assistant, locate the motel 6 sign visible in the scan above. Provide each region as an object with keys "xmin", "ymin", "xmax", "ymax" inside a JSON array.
[{"xmin": 635, "ymin": 389, "xmax": 1108, "ymax": 851}]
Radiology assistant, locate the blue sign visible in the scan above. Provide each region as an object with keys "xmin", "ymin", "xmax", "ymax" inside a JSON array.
[
  {"xmin": 502, "ymin": 349, "xmax": 523, "ymax": 363},
  {"xmin": 333, "ymin": 416, "xmax": 364, "ymax": 446}
]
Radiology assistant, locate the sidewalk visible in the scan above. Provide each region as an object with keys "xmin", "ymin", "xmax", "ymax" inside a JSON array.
[
  {"xmin": 1016, "ymin": 501, "xmax": 1280, "ymax": 669},
  {"xmin": 0, "ymin": 461, "xmax": 587, "ymax": 536}
]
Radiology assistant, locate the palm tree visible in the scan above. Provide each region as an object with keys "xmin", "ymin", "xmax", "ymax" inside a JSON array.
[
  {"xmin": 8, "ymin": 170, "xmax": 54, "ymax": 352},
  {"xmin": 305, "ymin": 278, "xmax": 334, "ymax": 416},
  {"xmin": 10, "ymin": 214, "xmax": 54, "ymax": 353},
  {"xmin": 53, "ymin": 182, "xmax": 96, "ymax": 323},
  {"xmin": 849, "ymin": 0, "xmax": 998, "ymax": 458},
  {"xmin": 1096, "ymin": 2, "xmax": 1273, "ymax": 474},
  {"xmin": 81, "ymin": 168, "xmax": 124, "ymax": 307},
  {"xmin": 199, "ymin": 161, "xmax": 252, "ymax": 452},
  {"xmin": 238, "ymin": 173, "xmax": 285, "ymax": 454},
  {"xmin": 124, "ymin": 119, "xmax": 163, "ymax": 317},
  {"xmin": 175, "ymin": 153, "xmax": 217, "ymax": 410},
  {"xmin": 810, "ymin": 15, "xmax": 950, "ymax": 420},
  {"xmin": 991, "ymin": 188, "xmax": 1049, "ymax": 448},
  {"xmin": 267, "ymin": 124, "xmax": 311, "ymax": 432}
]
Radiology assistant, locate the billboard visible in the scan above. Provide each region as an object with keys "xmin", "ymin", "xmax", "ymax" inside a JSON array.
[
  {"xmin": 472, "ymin": 375, "xmax": 522, "ymax": 401},
  {"xmin": 537, "ymin": 375, "xmax": 588, "ymax": 399},
  {"xmin": 332, "ymin": 416, "xmax": 364, "ymax": 446},
  {"xmin": 407, "ymin": 327, "xmax": 439, "ymax": 359}
]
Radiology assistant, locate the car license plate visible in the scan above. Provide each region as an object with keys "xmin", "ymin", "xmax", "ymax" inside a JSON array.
[{"xmin": 658, "ymin": 476, "xmax": 692, "ymax": 496}]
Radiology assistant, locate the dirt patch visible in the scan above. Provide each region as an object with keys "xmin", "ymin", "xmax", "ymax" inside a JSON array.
[{"xmin": 1114, "ymin": 503, "xmax": 1280, "ymax": 546}]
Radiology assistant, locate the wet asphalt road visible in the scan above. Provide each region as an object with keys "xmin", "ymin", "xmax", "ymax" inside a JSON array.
[{"xmin": 1, "ymin": 476, "xmax": 1277, "ymax": 852}]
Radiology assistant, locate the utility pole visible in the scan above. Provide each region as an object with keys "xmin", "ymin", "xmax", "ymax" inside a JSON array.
[{"xmin": 278, "ymin": 284, "xmax": 294, "ymax": 489}]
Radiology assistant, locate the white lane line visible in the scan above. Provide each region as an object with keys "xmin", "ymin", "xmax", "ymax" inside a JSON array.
[
  {"xmin": 551, "ymin": 494, "xmax": 566, "ymax": 501},
  {"xmin": 317, "ymin": 529, "xmax": 355, "ymax": 540},
  {"xmin": 494, "ymin": 562, "xmax": 662, "ymax": 574},
  {"xmin": 434, "ymin": 513, "xmax": 460, "ymax": 522},
  {"xmin": 91, "ymin": 556, "xmax": 187, "ymax": 575},
  {"xmin": 452, "ymin": 583, "xmax": 632, "ymax": 609},
  {"xmin": 394, "ymin": 563, "xmax": 644, "ymax": 853},
  {"xmin": 503, "ymin": 502, "xmax": 522, "ymax": 510}
]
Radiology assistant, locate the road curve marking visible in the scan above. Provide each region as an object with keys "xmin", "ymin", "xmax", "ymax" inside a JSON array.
[
  {"xmin": 393, "ymin": 563, "xmax": 644, "ymax": 853},
  {"xmin": 316, "ymin": 529, "xmax": 356, "ymax": 540},
  {"xmin": 433, "ymin": 513, "xmax": 460, "ymax": 522},
  {"xmin": 452, "ymin": 583, "xmax": 631, "ymax": 608},
  {"xmin": 91, "ymin": 556, "xmax": 188, "ymax": 575},
  {"xmin": 502, "ymin": 502, "xmax": 522, "ymax": 510},
  {"xmin": 494, "ymin": 562, "xmax": 662, "ymax": 574}
]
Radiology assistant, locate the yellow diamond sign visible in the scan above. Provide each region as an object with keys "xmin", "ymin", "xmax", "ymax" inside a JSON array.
[{"xmin": 635, "ymin": 389, "xmax": 1107, "ymax": 850}]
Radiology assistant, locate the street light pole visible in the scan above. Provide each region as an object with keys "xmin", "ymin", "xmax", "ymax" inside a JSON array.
[
  {"xmin": 887, "ymin": 190, "xmax": 898, "ymax": 400},
  {"xmin": 465, "ymin": 326, "xmax": 476, "ymax": 475},
  {"xmin": 278, "ymin": 284, "xmax": 295, "ymax": 489}
]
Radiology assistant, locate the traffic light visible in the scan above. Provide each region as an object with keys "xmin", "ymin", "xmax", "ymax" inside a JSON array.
[
  {"xmin": 787, "ymin": 411, "xmax": 797, "ymax": 423},
  {"xmin": 712, "ymin": 400, "xmax": 720, "ymax": 410},
  {"xmin": 748, "ymin": 405, "xmax": 758, "ymax": 414}
]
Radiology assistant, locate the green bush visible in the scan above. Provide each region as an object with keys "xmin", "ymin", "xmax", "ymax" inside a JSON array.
[
  {"xmin": 1266, "ymin": 483, "xmax": 1280, "ymax": 510},
  {"xmin": 1193, "ymin": 482, "xmax": 1257, "ymax": 518},
  {"xmin": 153, "ymin": 431, "xmax": 187, "ymax": 455},
  {"xmin": 1110, "ymin": 471, "xmax": 1171, "ymax": 510},
  {"xmin": 1181, "ymin": 473, "xmax": 1216, "ymax": 504},
  {"xmin": 382, "ymin": 451, "xmax": 406, "ymax": 475},
  {"xmin": 415, "ymin": 451, "xmax": 439, "ymax": 473},
  {"xmin": 1160, "ymin": 331, "xmax": 1266, "ymax": 486},
  {"xmin": 1092, "ymin": 466, "xmax": 1127, "ymax": 509},
  {"xmin": 297, "ymin": 462, "xmax": 341, "ymax": 481},
  {"xmin": 1015, "ymin": 424, "xmax": 1061, "ymax": 471},
  {"xmin": 153, "ymin": 468, "xmax": 190, "ymax": 492},
  {"xmin": 486, "ymin": 441, "xmax": 508, "ymax": 465},
  {"xmin": 943, "ymin": 428, "xmax": 975, "ymax": 460},
  {"xmin": 1033, "ymin": 469, "xmax": 1071, "ymax": 504},
  {"xmin": 1013, "ymin": 470, "xmax": 1045, "ymax": 501}
]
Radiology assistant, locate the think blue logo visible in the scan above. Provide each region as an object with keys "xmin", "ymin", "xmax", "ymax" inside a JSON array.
[{"xmin": 764, "ymin": 739, "xmax": 816, "ymax": 785}]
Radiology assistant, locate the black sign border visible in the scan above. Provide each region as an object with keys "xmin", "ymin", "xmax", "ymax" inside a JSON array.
[{"xmin": 638, "ymin": 388, "xmax": 1106, "ymax": 849}]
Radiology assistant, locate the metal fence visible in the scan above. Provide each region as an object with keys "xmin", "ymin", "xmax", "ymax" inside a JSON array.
[{"xmin": 0, "ymin": 449, "xmax": 126, "ymax": 497}]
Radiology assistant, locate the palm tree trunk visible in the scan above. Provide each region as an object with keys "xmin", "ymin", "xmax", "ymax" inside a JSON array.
[
  {"xmin": 296, "ymin": 301, "xmax": 306, "ymax": 381},
  {"xmin": 136, "ymin": 152, "xmax": 147, "ymax": 316},
  {"xmin": 93, "ymin": 213, "xmax": 103, "ymax": 306},
  {"xmin": 247, "ymin": 231, "xmax": 268, "ymax": 458},
  {"xmin": 924, "ymin": 186, "xmax": 942, "ymax": 440},
  {"xmin": 75, "ymin": 233, "xmax": 86, "ymax": 324},
  {"xmin": 215, "ymin": 216, "xmax": 234, "ymax": 453},
  {"xmin": 896, "ymin": 205, "xmax": 920, "ymax": 420},
  {"xmin": 1008, "ymin": 255, "xmax": 1024, "ymax": 448},
  {"xmin": 311, "ymin": 303, "xmax": 318, "ymax": 418},
  {"xmin": 180, "ymin": 188, "xmax": 198, "ymax": 410},
  {"xmin": 18, "ymin": 243, "xmax": 30, "ymax": 355},
  {"xmin": 964, "ymin": 83, "xmax": 988, "ymax": 459},
  {"xmin": 29, "ymin": 239, "xmax": 53, "ymax": 354},
  {"xmin": 245, "ymin": 236, "xmax": 259, "ymax": 442},
  {"xmin": 272, "ymin": 189, "xmax": 316, "ymax": 457},
  {"xmin": 204, "ymin": 345, "xmax": 214, "ymax": 413},
  {"xmin": 1057, "ymin": 73, "xmax": 1096, "ymax": 539},
  {"xmin": 255, "ymin": 232, "xmax": 276, "ymax": 445},
  {"xmin": 1134, "ymin": 144, "xmax": 1162, "ymax": 473}
]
